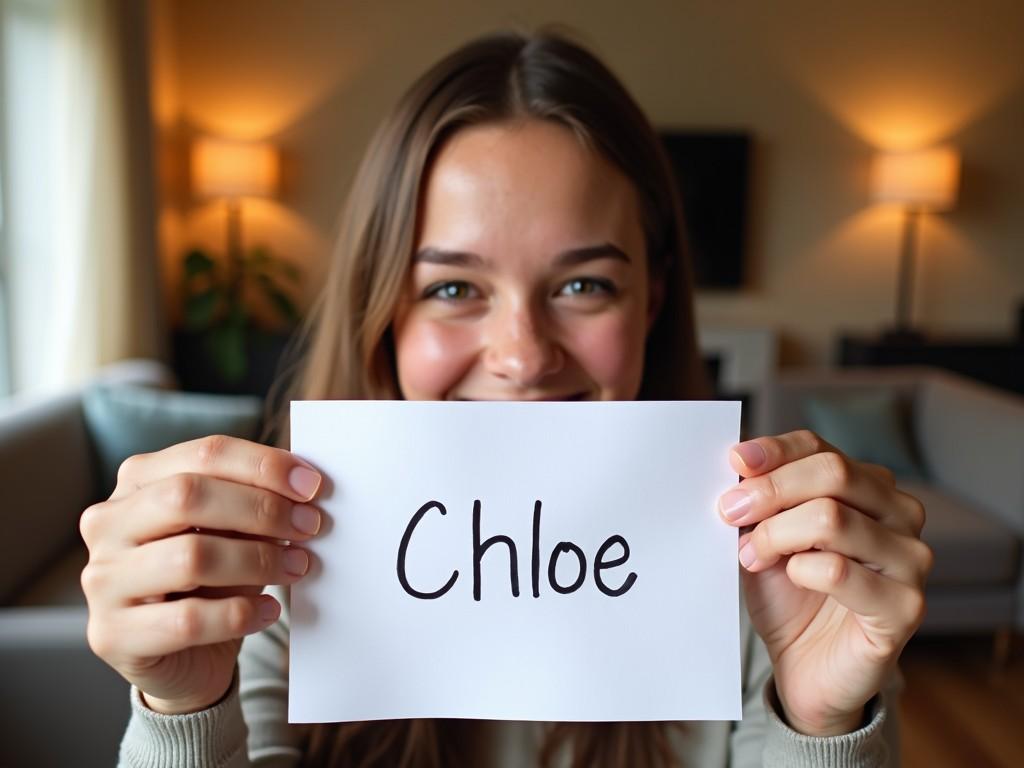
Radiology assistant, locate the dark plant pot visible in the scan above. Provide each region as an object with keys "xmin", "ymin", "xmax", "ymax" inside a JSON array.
[{"xmin": 172, "ymin": 328, "xmax": 297, "ymax": 397}]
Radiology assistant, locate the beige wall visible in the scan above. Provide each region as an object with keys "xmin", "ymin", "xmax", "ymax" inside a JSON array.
[{"xmin": 151, "ymin": 0, "xmax": 1024, "ymax": 365}]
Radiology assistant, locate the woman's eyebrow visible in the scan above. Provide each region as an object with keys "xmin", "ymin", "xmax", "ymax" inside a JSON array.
[
  {"xmin": 554, "ymin": 243, "xmax": 632, "ymax": 267},
  {"xmin": 412, "ymin": 242, "xmax": 632, "ymax": 267},
  {"xmin": 413, "ymin": 248, "xmax": 487, "ymax": 267}
]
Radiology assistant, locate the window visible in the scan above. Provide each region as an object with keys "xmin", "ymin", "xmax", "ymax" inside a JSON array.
[{"xmin": 0, "ymin": 0, "xmax": 65, "ymax": 397}]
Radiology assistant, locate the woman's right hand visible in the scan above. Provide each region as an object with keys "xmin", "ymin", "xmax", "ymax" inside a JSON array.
[{"xmin": 79, "ymin": 435, "xmax": 323, "ymax": 715}]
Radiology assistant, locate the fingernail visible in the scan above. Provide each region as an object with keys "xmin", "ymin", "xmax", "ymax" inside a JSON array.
[
  {"xmin": 291, "ymin": 504, "xmax": 321, "ymax": 536},
  {"xmin": 288, "ymin": 466, "xmax": 321, "ymax": 500},
  {"xmin": 720, "ymin": 489, "xmax": 753, "ymax": 521},
  {"xmin": 259, "ymin": 597, "xmax": 281, "ymax": 623},
  {"xmin": 283, "ymin": 548, "xmax": 309, "ymax": 576},
  {"xmin": 733, "ymin": 442, "xmax": 766, "ymax": 470},
  {"xmin": 738, "ymin": 541, "xmax": 757, "ymax": 569}
]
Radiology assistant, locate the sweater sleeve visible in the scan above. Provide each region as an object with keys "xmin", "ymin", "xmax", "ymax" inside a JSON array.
[
  {"xmin": 759, "ymin": 677, "xmax": 893, "ymax": 767},
  {"xmin": 117, "ymin": 585, "xmax": 306, "ymax": 768},
  {"xmin": 118, "ymin": 668, "xmax": 251, "ymax": 768},
  {"xmin": 728, "ymin": 597, "xmax": 900, "ymax": 767}
]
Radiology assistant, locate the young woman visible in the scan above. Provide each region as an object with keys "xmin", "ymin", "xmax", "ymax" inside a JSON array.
[{"xmin": 83, "ymin": 28, "xmax": 932, "ymax": 768}]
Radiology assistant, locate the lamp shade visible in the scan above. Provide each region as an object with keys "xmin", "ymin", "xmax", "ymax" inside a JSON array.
[
  {"xmin": 870, "ymin": 147, "xmax": 960, "ymax": 211},
  {"xmin": 192, "ymin": 138, "xmax": 279, "ymax": 199}
]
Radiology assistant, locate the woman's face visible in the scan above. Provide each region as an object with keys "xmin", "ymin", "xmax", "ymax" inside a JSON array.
[{"xmin": 392, "ymin": 119, "xmax": 656, "ymax": 402}]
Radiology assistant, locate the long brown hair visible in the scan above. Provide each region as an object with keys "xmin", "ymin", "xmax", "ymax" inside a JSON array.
[{"xmin": 274, "ymin": 25, "xmax": 709, "ymax": 768}]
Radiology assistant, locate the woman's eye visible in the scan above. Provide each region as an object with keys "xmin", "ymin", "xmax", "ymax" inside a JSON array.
[
  {"xmin": 425, "ymin": 281, "xmax": 478, "ymax": 301},
  {"xmin": 558, "ymin": 277, "xmax": 614, "ymax": 297}
]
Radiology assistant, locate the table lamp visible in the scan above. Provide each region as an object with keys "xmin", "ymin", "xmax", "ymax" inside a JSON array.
[
  {"xmin": 870, "ymin": 146, "xmax": 960, "ymax": 341},
  {"xmin": 191, "ymin": 137, "xmax": 279, "ymax": 282}
]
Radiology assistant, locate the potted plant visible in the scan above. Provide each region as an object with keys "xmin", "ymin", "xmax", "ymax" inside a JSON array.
[{"xmin": 173, "ymin": 244, "xmax": 301, "ymax": 396}]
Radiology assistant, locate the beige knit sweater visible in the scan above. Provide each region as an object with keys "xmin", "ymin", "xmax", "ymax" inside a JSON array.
[{"xmin": 117, "ymin": 585, "xmax": 898, "ymax": 767}]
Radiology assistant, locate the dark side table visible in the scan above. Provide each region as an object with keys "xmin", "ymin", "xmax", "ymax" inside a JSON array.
[{"xmin": 837, "ymin": 334, "xmax": 1024, "ymax": 396}]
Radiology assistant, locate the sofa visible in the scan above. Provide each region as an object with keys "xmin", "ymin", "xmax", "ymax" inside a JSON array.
[
  {"xmin": 5, "ymin": 360, "xmax": 1021, "ymax": 763},
  {"xmin": 756, "ymin": 365, "xmax": 1024, "ymax": 638},
  {"xmin": 0, "ymin": 360, "xmax": 263, "ymax": 767}
]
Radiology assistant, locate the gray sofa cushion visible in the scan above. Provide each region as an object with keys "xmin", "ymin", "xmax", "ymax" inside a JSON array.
[
  {"xmin": 0, "ymin": 607, "xmax": 129, "ymax": 767},
  {"xmin": 917, "ymin": 372, "xmax": 1024, "ymax": 537},
  {"xmin": 0, "ymin": 393, "xmax": 95, "ymax": 604},
  {"xmin": 82, "ymin": 383, "xmax": 264, "ymax": 497},
  {"xmin": 903, "ymin": 481, "xmax": 1021, "ymax": 588},
  {"xmin": 13, "ymin": 545, "xmax": 89, "ymax": 607},
  {"xmin": 803, "ymin": 390, "xmax": 925, "ymax": 480}
]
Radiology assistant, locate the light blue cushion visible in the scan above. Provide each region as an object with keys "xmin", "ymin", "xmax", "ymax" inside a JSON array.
[
  {"xmin": 82, "ymin": 383, "xmax": 263, "ymax": 497},
  {"xmin": 803, "ymin": 391, "xmax": 926, "ymax": 480}
]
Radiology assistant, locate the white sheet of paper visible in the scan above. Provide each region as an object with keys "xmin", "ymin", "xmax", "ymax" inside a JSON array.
[{"xmin": 289, "ymin": 400, "xmax": 742, "ymax": 723}]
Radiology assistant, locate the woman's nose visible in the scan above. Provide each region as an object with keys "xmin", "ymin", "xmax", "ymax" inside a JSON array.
[{"xmin": 482, "ymin": 306, "xmax": 564, "ymax": 388}]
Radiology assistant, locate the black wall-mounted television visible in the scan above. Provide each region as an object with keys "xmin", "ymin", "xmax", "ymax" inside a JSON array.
[{"xmin": 658, "ymin": 131, "xmax": 751, "ymax": 289}]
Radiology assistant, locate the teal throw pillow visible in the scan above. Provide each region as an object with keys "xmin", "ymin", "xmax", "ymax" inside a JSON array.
[
  {"xmin": 82, "ymin": 383, "xmax": 264, "ymax": 497},
  {"xmin": 803, "ymin": 391, "xmax": 926, "ymax": 480}
]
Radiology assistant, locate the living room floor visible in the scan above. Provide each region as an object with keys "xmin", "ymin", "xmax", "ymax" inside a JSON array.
[{"xmin": 900, "ymin": 634, "xmax": 1024, "ymax": 767}]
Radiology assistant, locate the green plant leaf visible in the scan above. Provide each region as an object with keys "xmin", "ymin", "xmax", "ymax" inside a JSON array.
[
  {"xmin": 206, "ymin": 323, "xmax": 247, "ymax": 383},
  {"xmin": 226, "ymin": 300, "xmax": 248, "ymax": 327},
  {"xmin": 184, "ymin": 249, "xmax": 215, "ymax": 278},
  {"xmin": 256, "ymin": 273, "xmax": 300, "ymax": 324},
  {"xmin": 246, "ymin": 247, "xmax": 300, "ymax": 283},
  {"xmin": 247, "ymin": 246, "xmax": 271, "ymax": 267},
  {"xmin": 274, "ymin": 260, "xmax": 301, "ymax": 283},
  {"xmin": 183, "ymin": 289, "xmax": 220, "ymax": 330}
]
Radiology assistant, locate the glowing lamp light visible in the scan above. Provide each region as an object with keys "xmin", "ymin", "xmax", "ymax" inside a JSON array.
[
  {"xmin": 869, "ymin": 146, "xmax": 960, "ymax": 337},
  {"xmin": 189, "ymin": 136, "xmax": 280, "ymax": 273},
  {"xmin": 192, "ymin": 138, "xmax": 279, "ymax": 199},
  {"xmin": 870, "ymin": 147, "xmax": 960, "ymax": 212}
]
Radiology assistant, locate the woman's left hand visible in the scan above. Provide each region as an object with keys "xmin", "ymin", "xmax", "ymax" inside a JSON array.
[{"xmin": 720, "ymin": 430, "xmax": 933, "ymax": 737}]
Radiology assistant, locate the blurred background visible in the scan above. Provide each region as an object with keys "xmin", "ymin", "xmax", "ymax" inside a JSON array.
[
  {"xmin": 0, "ymin": 1, "xmax": 1021, "ymax": 766},
  {"xmin": 3, "ymin": 0, "xmax": 1024, "ymax": 398}
]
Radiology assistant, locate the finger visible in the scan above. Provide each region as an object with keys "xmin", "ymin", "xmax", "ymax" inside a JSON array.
[
  {"xmin": 112, "ymin": 535, "xmax": 309, "ymax": 604},
  {"xmin": 84, "ymin": 473, "xmax": 321, "ymax": 557},
  {"xmin": 729, "ymin": 431, "xmax": 840, "ymax": 477},
  {"xmin": 719, "ymin": 450, "xmax": 925, "ymax": 535},
  {"xmin": 857, "ymin": 460, "xmax": 896, "ymax": 486},
  {"xmin": 739, "ymin": 498, "xmax": 933, "ymax": 585},
  {"xmin": 785, "ymin": 551, "xmax": 927, "ymax": 654},
  {"xmin": 731, "ymin": 431, "xmax": 899, "ymax": 490},
  {"xmin": 109, "ymin": 434, "xmax": 322, "ymax": 504},
  {"xmin": 100, "ymin": 594, "xmax": 282, "ymax": 659}
]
